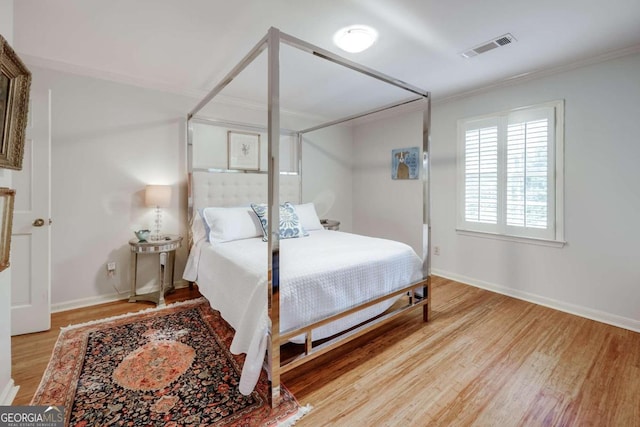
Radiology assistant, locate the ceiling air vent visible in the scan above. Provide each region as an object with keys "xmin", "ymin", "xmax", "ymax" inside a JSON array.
[{"xmin": 461, "ymin": 33, "xmax": 516, "ymax": 58}]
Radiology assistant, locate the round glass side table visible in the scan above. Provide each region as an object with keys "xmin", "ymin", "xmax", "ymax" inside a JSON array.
[{"xmin": 128, "ymin": 234, "xmax": 182, "ymax": 307}]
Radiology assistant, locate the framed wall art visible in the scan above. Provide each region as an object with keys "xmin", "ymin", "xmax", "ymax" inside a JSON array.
[
  {"xmin": 391, "ymin": 147, "xmax": 420, "ymax": 180},
  {"xmin": 0, "ymin": 187, "xmax": 15, "ymax": 272},
  {"xmin": 228, "ymin": 130, "xmax": 260, "ymax": 170},
  {"xmin": 0, "ymin": 35, "xmax": 31, "ymax": 170}
]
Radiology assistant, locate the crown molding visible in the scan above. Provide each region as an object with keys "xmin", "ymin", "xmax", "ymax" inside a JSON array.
[
  {"xmin": 20, "ymin": 43, "xmax": 640, "ymax": 126},
  {"xmin": 435, "ymin": 43, "xmax": 640, "ymax": 106},
  {"xmin": 20, "ymin": 53, "xmax": 327, "ymax": 123},
  {"xmin": 349, "ymin": 97, "xmax": 426, "ymax": 126},
  {"xmin": 20, "ymin": 53, "xmax": 206, "ymax": 99},
  {"xmin": 350, "ymin": 43, "xmax": 640, "ymax": 126}
]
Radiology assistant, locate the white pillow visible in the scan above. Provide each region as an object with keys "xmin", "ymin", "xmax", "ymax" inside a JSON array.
[
  {"xmin": 293, "ymin": 203, "xmax": 323, "ymax": 231},
  {"xmin": 201, "ymin": 206, "xmax": 263, "ymax": 243},
  {"xmin": 191, "ymin": 210, "xmax": 209, "ymax": 245}
]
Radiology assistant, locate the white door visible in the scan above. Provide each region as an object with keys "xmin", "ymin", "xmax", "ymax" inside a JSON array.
[{"xmin": 11, "ymin": 87, "xmax": 51, "ymax": 335}]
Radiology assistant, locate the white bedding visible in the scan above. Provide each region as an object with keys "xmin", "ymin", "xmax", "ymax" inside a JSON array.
[{"xmin": 186, "ymin": 229, "xmax": 423, "ymax": 395}]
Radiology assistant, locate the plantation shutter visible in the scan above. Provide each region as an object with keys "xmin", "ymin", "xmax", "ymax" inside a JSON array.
[
  {"xmin": 505, "ymin": 107, "xmax": 555, "ymax": 239},
  {"xmin": 506, "ymin": 119, "xmax": 548, "ymax": 228},
  {"xmin": 457, "ymin": 102, "xmax": 562, "ymax": 242},
  {"xmin": 464, "ymin": 125, "xmax": 498, "ymax": 224}
]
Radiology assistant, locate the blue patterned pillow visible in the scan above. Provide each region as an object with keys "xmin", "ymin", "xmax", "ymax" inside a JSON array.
[{"xmin": 250, "ymin": 202, "xmax": 308, "ymax": 241}]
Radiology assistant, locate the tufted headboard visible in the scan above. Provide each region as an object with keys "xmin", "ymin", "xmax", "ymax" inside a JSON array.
[{"xmin": 190, "ymin": 171, "xmax": 301, "ymax": 212}]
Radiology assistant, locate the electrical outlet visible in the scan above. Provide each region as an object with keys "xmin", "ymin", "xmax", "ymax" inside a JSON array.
[
  {"xmin": 107, "ymin": 262, "xmax": 116, "ymax": 271},
  {"xmin": 434, "ymin": 246, "xmax": 440, "ymax": 256}
]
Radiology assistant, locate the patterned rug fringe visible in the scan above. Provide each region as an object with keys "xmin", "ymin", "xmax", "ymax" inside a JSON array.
[
  {"xmin": 278, "ymin": 404, "xmax": 312, "ymax": 427},
  {"xmin": 59, "ymin": 297, "xmax": 208, "ymax": 331}
]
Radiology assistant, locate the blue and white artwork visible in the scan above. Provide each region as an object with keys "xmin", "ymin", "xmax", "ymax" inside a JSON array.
[{"xmin": 391, "ymin": 147, "xmax": 420, "ymax": 180}]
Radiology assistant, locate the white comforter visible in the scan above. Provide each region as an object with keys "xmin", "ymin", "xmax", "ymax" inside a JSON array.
[{"xmin": 186, "ymin": 230, "xmax": 423, "ymax": 395}]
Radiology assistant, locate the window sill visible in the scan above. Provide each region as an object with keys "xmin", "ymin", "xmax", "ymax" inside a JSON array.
[{"xmin": 456, "ymin": 229, "xmax": 566, "ymax": 248}]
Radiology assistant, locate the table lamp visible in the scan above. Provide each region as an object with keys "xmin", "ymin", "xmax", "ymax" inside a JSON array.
[{"xmin": 145, "ymin": 185, "xmax": 171, "ymax": 240}]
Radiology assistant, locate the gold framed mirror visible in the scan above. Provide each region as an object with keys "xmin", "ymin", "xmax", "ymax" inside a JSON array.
[
  {"xmin": 0, "ymin": 187, "xmax": 15, "ymax": 272},
  {"xmin": 0, "ymin": 34, "xmax": 31, "ymax": 170}
]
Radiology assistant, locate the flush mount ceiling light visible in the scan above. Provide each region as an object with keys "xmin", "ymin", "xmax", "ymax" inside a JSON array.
[{"xmin": 333, "ymin": 25, "xmax": 378, "ymax": 53}]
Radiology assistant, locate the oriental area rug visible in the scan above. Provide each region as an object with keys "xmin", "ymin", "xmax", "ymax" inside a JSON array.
[{"xmin": 31, "ymin": 298, "xmax": 309, "ymax": 426}]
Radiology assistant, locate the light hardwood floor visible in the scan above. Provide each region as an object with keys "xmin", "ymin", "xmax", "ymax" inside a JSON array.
[{"xmin": 12, "ymin": 277, "xmax": 640, "ymax": 426}]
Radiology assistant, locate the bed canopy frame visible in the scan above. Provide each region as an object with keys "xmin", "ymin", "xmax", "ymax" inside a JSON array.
[{"xmin": 186, "ymin": 27, "xmax": 431, "ymax": 407}]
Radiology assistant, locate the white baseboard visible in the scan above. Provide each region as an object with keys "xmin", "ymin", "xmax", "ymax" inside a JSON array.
[
  {"xmin": 0, "ymin": 379, "xmax": 19, "ymax": 405},
  {"xmin": 51, "ymin": 280, "xmax": 190, "ymax": 313},
  {"xmin": 432, "ymin": 269, "xmax": 640, "ymax": 333}
]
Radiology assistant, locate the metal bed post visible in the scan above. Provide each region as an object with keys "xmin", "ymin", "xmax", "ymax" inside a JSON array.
[
  {"xmin": 297, "ymin": 132, "xmax": 303, "ymax": 199},
  {"xmin": 422, "ymin": 96, "xmax": 432, "ymax": 322},
  {"xmin": 185, "ymin": 117, "xmax": 194, "ymax": 289},
  {"xmin": 266, "ymin": 27, "xmax": 282, "ymax": 408}
]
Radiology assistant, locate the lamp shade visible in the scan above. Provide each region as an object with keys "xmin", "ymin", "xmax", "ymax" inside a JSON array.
[{"xmin": 144, "ymin": 185, "xmax": 171, "ymax": 208}]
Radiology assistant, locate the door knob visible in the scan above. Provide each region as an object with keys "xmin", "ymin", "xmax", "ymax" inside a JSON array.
[{"xmin": 33, "ymin": 218, "xmax": 45, "ymax": 227}]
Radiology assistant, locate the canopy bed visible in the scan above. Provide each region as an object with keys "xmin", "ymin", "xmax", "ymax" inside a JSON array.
[{"xmin": 184, "ymin": 27, "xmax": 431, "ymax": 407}]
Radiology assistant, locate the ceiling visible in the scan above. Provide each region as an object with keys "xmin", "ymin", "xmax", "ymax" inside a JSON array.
[{"xmin": 12, "ymin": 0, "xmax": 640, "ymax": 120}]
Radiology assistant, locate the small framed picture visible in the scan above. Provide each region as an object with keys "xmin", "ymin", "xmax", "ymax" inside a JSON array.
[
  {"xmin": 0, "ymin": 187, "xmax": 16, "ymax": 272},
  {"xmin": 391, "ymin": 147, "xmax": 420, "ymax": 180},
  {"xmin": 228, "ymin": 131, "xmax": 260, "ymax": 171}
]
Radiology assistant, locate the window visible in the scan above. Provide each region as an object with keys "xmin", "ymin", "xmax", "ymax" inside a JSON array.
[{"xmin": 457, "ymin": 101, "xmax": 564, "ymax": 242}]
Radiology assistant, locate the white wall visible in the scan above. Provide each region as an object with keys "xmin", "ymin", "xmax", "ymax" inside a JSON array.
[
  {"xmin": 0, "ymin": 0, "xmax": 16, "ymax": 405},
  {"xmin": 431, "ymin": 52, "xmax": 640, "ymax": 331},
  {"xmin": 302, "ymin": 125, "xmax": 354, "ymax": 232},
  {"xmin": 0, "ymin": 0, "xmax": 12, "ymax": 41},
  {"xmin": 352, "ymin": 111, "xmax": 423, "ymax": 255},
  {"xmin": 30, "ymin": 66, "xmax": 195, "ymax": 308}
]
